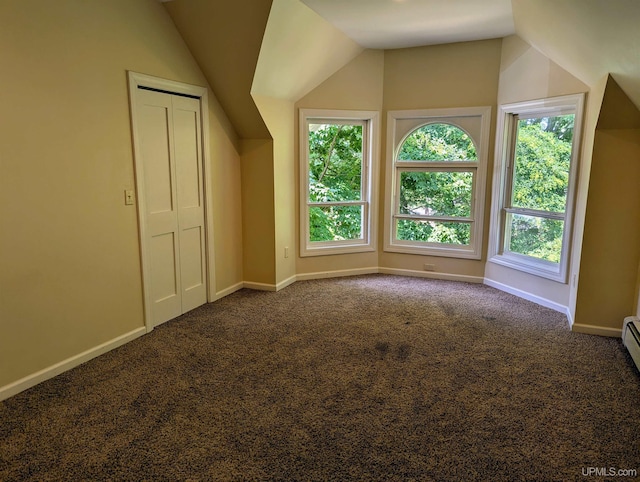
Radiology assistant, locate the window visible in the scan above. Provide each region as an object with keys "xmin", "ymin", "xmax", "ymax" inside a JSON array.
[
  {"xmin": 299, "ymin": 109, "xmax": 379, "ymax": 256},
  {"xmin": 384, "ymin": 107, "xmax": 491, "ymax": 259},
  {"xmin": 489, "ymin": 94, "xmax": 585, "ymax": 282}
]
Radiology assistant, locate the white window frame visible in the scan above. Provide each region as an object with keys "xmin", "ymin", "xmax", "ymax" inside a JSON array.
[
  {"xmin": 384, "ymin": 107, "xmax": 491, "ymax": 259},
  {"xmin": 299, "ymin": 109, "xmax": 379, "ymax": 257},
  {"xmin": 488, "ymin": 94, "xmax": 585, "ymax": 283}
]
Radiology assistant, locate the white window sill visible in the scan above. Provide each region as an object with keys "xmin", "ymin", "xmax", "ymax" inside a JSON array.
[{"xmin": 489, "ymin": 253, "xmax": 567, "ymax": 283}]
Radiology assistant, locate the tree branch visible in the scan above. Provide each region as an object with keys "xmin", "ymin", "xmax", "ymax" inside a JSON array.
[{"xmin": 318, "ymin": 125, "xmax": 344, "ymax": 183}]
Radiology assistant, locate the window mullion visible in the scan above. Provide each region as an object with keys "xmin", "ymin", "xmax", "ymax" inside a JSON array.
[
  {"xmin": 309, "ymin": 200, "xmax": 366, "ymax": 207},
  {"xmin": 504, "ymin": 207, "xmax": 565, "ymax": 221},
  {"xmin": 395, "ymin": 213, "xmax": 473, "ymax": 223},
  {"xmin": 396, "ymin": 161, "xmax": 477, "ymax": 169}
]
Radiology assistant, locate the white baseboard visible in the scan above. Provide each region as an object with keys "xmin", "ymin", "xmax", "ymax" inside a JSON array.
[
  {"xmin": 483, "ymin": 278, "xmax": 568, "ymax": 314},
  {"xmin": 0, "ymin": 326, "xmax": 146, "ymax": 402},
  {"xmin": 213, "ymin": 282, "xmax": 244, "ymax": 301},
  {"xmin": 566, "ymin": 308, "xmax": 575, "ymax": 329},
  {"xmin": 244, "ymin": 276, "xmax": 297, "ymax": 292},
  {"xmin": 296, "ymin": 267, "xmax": 379, "ymax": 281},
  {"xmin": 379, "ymin": 267, "xmax": 484, "ymax": 284},
  {"xmin": 572, "ymin": 323, "xmax": 622, "ymax": 338},
  {"xmin": 276, "ymin": 275, "xmax": 297, "ymax": 291},
  {"xmin": 243, "ymin": 281, "xmax": 278, "ymax": 292},
  {"xmin": 2, "ymin": 271, "xmax": 615, "ymax": 402}
]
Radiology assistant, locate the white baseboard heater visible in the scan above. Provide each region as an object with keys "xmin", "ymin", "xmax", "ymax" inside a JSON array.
[{"xmin": 622, "ymin": 316, "xmax": 640, "ymax": 372}]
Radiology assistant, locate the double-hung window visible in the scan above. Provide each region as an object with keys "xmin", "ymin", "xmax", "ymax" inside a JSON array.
[
  {"xmin": 489, "ymin": 94, "xmax": 584, "ymax": 282},
  {"xmin": 384, "ymin": 107, "xmax": 491, "ymax": 259},
  {"xmin": 299, "ymin": 109, "xmax": 379, "ymax": 257}
]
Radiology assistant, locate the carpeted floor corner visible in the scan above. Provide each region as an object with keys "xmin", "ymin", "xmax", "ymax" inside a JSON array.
[{"xmin": 1, "ymin": 274, "xmax": 639, "ymax": 481}]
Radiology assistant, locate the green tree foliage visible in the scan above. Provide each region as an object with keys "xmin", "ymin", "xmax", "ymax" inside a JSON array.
[
  {"xmin": 306, "ymin": 117, "xmax": 575, "ymax": 259},
  {"xmin": 308, "ymin": 123, "xmax": 363, "ymax": 242},
  {"xmin": 398, "ymin": 123, "xmax": 477, "ymax": 161},
  {"xmin": 508, "ymin": 115, "xmax": 574, "ymax": 263},
  {"xmin": 396, "ymin": 124, "xmax": 477, "ymax": 245}
]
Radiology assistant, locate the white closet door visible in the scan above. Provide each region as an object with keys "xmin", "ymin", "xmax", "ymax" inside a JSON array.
[
  {"xmin": 136, "ymin": 89, "xmax": 206, "ymax": 327},
  {"xmin": 173, "ymin": 96, "xmax": 207, "ymax": 313}
]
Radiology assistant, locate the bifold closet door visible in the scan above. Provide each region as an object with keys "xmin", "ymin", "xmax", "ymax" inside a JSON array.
[{"xmin": 136, "ymin": 89, "xmax": 207, "ymax": 327}]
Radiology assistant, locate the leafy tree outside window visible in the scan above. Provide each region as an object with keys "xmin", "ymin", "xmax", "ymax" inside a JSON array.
[
  {"xmin": 385, "ymin": 108, "xmax": 491, "ymax": 259},
  {"xmin": 308, "ymin": 122, "xmax": 364, "ymax": 242},
  {"xmin": 506, "ymin": 114, "xmax": 574, "ymax": 263},
  {"xmin": 396, "ymin": 123, "xmax": 477, "ymax": 246},
  {"xmin": 300, "ymin": 109, "xmax": 379, "ymax": 257},
  {"xmin": 489, "ymin": 94, "xmax": 584, "ymax": 282}
]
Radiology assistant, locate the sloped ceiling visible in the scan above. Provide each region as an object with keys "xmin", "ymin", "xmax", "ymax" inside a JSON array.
[
  {"xmin": 163, "ymin": 0, "xmax": 272, "ymax": 139},
  {"xmin": 252, "ymin": 0, "xmax": 363, "ymax": 101},
  {"xmin": 164, "ymin": 0, "xmax": 640, "ymax": 138},
  {"xmin": 597, "ymin": 75, "xmax": 640, "ymax": 130},
  {"xmin": 512, "ymin": 0, "xmax": 640, "ymax": 110}
]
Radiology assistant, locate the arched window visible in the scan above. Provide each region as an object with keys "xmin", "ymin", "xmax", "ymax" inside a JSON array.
[
  {"xmin": 385, "ymin": 108, "xmax": 491, "ymax": 259},
  {"xmin": 398, "ymin": 123, "xmax": 477, "ymax": 161}
]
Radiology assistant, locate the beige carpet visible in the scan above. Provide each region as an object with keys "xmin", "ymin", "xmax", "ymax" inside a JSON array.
[{"xmin": 1, "ymin": 274, "xmax": 639, "ymax": 481}]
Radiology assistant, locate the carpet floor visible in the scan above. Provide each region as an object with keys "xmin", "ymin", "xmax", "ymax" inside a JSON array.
[{"xmin": 1, "ymin": 274, "xmax": 639, "ymax": 481}]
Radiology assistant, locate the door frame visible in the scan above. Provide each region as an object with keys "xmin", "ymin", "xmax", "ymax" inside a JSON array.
[{"xmin": 128, "ymin": 71, "xmax": 216, "ymax": 332}]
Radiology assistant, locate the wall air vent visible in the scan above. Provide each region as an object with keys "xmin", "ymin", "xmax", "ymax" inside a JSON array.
[{"xmin": 622, "ymin": 316, "xmax": 640, "ymax": 373}]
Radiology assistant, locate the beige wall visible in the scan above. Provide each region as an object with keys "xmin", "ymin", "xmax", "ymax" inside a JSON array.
[
  {"xmin": 573, "ymin": 76, "xmax": 640, "ymax": 332},
  {"xmin": 379, "ymin": 40, "xmax": 502, "ymax": 278},
  {"xmin": 209, "ymin": 95, "xmax": 244, "ymax": 294},
  {"xmin": 240, "ymin": 139, "xmax": 276, "ymax": 285},
  {"xmin": 485, "ymin": 35, "xmax": 589, "ymax": 308},
  {"xmin": 295, "ymin": 50, "xmax": 384, "ymax": 275},
  {"xmin": 497, "ymin": 36, "xmax": 589, "ymax": 105},
  {"xmin": 252, "ymin": 95, "xmax": 297, "ymax": 286},
  {"xmin": 575, "ymin": 128, "xmax": 640, "ymax": 329},
  {"xmin": 0, "ymin": 0, "xmax": 243, "ymax": 389},
  {"xmin": 294, "ymin": 41, "xmax": 502, "ymax": 279}
]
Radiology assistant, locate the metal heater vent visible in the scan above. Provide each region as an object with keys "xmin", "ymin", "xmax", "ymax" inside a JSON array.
[{"xmin": 622, "ymin": 317, "xmax": 640, "ymax": 372}]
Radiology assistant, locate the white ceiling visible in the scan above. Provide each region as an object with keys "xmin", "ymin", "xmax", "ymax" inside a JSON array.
[{"xmin": 301, "ymin": 0, "xmax": 515, "ymax": 49}]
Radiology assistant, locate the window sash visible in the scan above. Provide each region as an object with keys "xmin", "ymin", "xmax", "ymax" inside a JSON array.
[
  {"xmin": 394, "ymin": 166, "xmax": 477, "ymax": 220},
  {"xmin": 504, "ymin": 207, "xmax": 565, "ymax": 221},
  {"xmin": 488, "ymin": 94, "xmax": 584, "ymax": 282},
  {"xmin": 300, "ymin": 109, "xmax": 379, "ymax": 257},
  {"xmin": 393, "ymin": 165, "xmax": 477, "ymax": 248},
  {"xmin": 384, "ymin": 107, "xmax": 491, "ymax": 259},
  {"xmin": 503, "ymin": 113, "xmax": 573, "ymax": 217},
  {"xmin": 306, "ymin": 119, "xmax": 366, "ymax": 204},
  {"xmin": 306, "ymin": 119, "xmax": 368, "ymax": 244},
  {"xmin": 393, "ymin": 219, "xmax": 473, "ymax": 247}
]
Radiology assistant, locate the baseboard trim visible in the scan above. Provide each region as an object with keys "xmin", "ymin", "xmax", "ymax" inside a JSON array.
[
  {"xmin": 566, "ymin": 308, "xmax": 575, "ymax": 329},
  {"xmin": 483, "ymin": 278, "xmax": 568, "ymax": 314},
  {"xmin": 0, "ymin": 327, "xmax": 146, "ymax": 402},
  {"xmin": 380, "ymin": 267, "xmax": 484, "ymax": 284},
  {"xmin": 243, "ymin": 281, "xmax": 278, "ymax": 292},
  {"xmin": 276, "ymin": 275, "xmax": 297, "ymax": 291},
  {"xmin": 213, "ymin": 277, "xmax": 296, "ymax": 299},
  {"xmin": 213, "ymin": 282, "xmax": 244, "ymax": 301},
  {"xmin": 572, "ymin": 323, "xmax": 622, "ymax": 338},
  {"xmin": 1, "ymin": 272, "xmax": 612, "ymax": 401},
  {"xmin": 296, "ymin": 267, "xmax": 379, "ymax": 281}
]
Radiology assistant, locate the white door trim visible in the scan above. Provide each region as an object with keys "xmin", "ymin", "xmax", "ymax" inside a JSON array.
[{"xmin": 128, "ymin": 71, "xmax": 216, "ymax": 332}]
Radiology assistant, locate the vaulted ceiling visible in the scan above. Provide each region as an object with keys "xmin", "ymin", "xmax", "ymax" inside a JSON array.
[
  {"xmin": 163, "ymin": 0, "xmax": 273, "ymax": 139},
  {"xmin": 162, "ymin": 0, "xmax": 640, "ymax": 139},
  {"xmin": 300, "ymin": 0, "xmax": 515, "ymax": 49}
]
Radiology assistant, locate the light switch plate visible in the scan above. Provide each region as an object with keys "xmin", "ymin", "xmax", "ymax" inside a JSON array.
[{"xmin": 124, "ymin": 190, "xmax": 135, "ymax": 205}]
